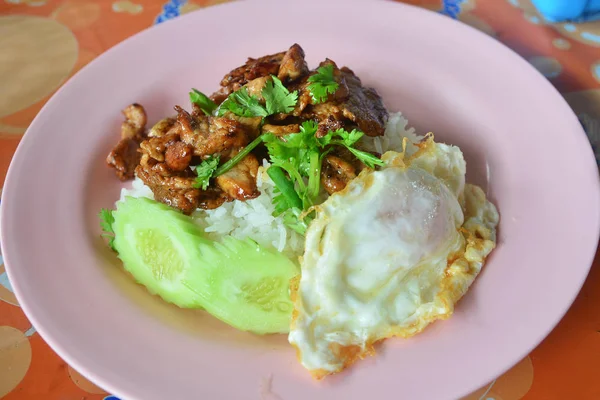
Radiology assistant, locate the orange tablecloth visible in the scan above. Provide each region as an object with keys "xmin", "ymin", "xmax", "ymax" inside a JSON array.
[{"xmin": 1, "ymin": 1, "xmax": 599, "ymax": 399}]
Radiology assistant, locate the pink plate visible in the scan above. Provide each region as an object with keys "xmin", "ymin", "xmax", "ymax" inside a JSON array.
[{"xmin": 2, "ymin": 1, "xmax": 599, "ymax": 399}]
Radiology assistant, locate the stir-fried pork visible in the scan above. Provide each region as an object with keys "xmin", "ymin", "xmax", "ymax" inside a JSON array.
[
  {"xmin": 136, "ymin": 141, "xmax": 230, "ymax": 214},
  {"xmin": 321, "ymin": 154, "xmax": 357, "ymax": 195},
  {"xmin": 277, "ymin": 44, "xmax": 309, "ymax": 82},
  {"xmin": 120, "ymin": 103, "xmax": 147, "ymax": 139},
  {"xmin": 176, "ymin": 106, "xmax": 251, "ymax": 160},
  {"xmin": 262, "ymin": 123, "xmax": 301, "ymax": 136},
  {"xmin": 107, "ymin": 44, "xmax": 388, "ymax": 213},
  {"xmin": 211, "ymin": 44, "xmax": 309, "ymax": 104},
  {"xmin": 215, "ymin": 153, "xmax": 260, "ymax": 200},
  {"xmin": 165, "ymin": 141, "xmax": 193, "ymax": 172},
  {"xmin": 107, "ymin": 138, "xmax": 142, "ymax": 181},
  {"xmin": 211, "ymin": 51, "xmax": 284, "ymax": 104},
  {"xmin": 297, "ymin": 60, "xmax": 387, "ymax": 137},
  {"xmin": 134, "ymin": 106, "xmax": 257, "ymax": 213},
  {"xmin": 339, "ymin": 66, "xmax": 388, "ymax": 136},
  {"xmin": 136, "ymin": 157, "xmax": 201, "ymax": 215},
  {"xmin": 106, "ymin": 104, "xmax": 147, "ymax": 180},
  {"xmin": 148, "ymin": 117, "xmax": 178, "ymax": 138}
]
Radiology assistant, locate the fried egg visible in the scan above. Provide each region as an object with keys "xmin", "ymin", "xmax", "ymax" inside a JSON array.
[{"xmin": 288, "ymin": 135, "xmax": 499, "ymax": 378}]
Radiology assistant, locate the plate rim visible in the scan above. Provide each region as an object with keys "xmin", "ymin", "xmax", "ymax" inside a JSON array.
[{"xmin": 2, "ymin": 1, "xmax": 599, "ymax": 399}]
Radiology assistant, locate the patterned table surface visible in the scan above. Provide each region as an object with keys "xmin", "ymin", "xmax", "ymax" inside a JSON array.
[{"xmin": 1, "ymin": 0, "xmax": 599, "ymax": 399}]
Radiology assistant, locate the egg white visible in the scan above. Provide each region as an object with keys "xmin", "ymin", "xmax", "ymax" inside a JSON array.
[{"xmin": 288, "ymin": 135, "xmax": 499, "ymax": 378}]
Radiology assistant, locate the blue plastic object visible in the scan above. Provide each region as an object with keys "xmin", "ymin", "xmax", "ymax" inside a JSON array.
[{"xmin": 530, "ymin": 0, "xmax": 600, "ymax": 22}]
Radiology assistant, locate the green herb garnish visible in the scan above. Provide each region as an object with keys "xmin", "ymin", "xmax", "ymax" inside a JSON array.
[
  {"xmin": 263, "ymin": 76, "xmax": 298, "ymax": 115},
  {"xmin": 189, "ymin": 88, "xmax": 217, "ymax": 116},
  {"xmin": 99, "ymin": 208, "xmax": 117, "ymax": 251},
  {"xmin": 217, "ymin": 75, "xmax": 298, "ymax": 118},
  {"xmin": 267, "ymin": 166, "xmax": 303, "ymax": 212},
  {"xmin": 262, "ymin": 121, "xmax": 319, "ymax": 209},
  {"xmin": 189, "ymin": 71, "xmax": 380, "ymax": 236},
  {"xmin": 262, "ymin": 121, "xmax": 383, "ymax": 233},
  {"xmin": 262, "ymin": 121, "xmax": 327, "ymax": 209},
  {"xmin": 193, "ymin": 155, "xmax": 220, "ymax": 190},
  {"xmin": 324, "ymin": 129, "xmax": 385, "ymax": 169},
  {"xmin": 217, "ymin": 87, "xmax": 268, "ymax": 118},
  {"xmin": 307, "ymin": 64, "xmax": 339, "ymax": 104},
  {"xmin": 281, "ymin": 207, "xmax": 311, "ymax": 235}
]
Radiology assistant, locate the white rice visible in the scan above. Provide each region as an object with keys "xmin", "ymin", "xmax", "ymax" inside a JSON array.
[
  {"xmin": 360, "ymin": 112, "xmax": 421, "ymax": 155},
  {"xmin": 119, "ymin": 112, "xmax": 416, "ymax": 261}
]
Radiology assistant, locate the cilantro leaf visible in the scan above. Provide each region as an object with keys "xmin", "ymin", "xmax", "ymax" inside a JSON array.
[
  {"xmin": 217, "ymin": 87, "xmax": 267, "ymax": 118},
  {"xmin": 301, "ymin": 120, "xmax": 318, "ymax": 135},
  {"xmin": 298, "ymin": 120, "xmax": 319, "ymax": 146},
  {"xmin": 99, "ymin": 208, "xmax": 115, "ymax": 234},
  {"xmin": 267, "ymin": 166, "xmax": 302, "ymax": 212},
  {"xmin": 345, "ymin": 147, "xmax": 385, "ymax": 169},
  {"xmin": 307, "ymin": 64, "xmax": 339, "ymax": 104},
  {"xmin": 98, "ymin": 208, "xmax": 117, "ymax": 252},
  {"xmin": 262, "ymin": 76, "xmax": 298, "ymax": 115},
  {"xmin": 263, "ymin": 122, "xmax": 384, "ymax": 234},
  {"xmin": 272, "ymin": 189, "xmax": 290, "ymax": 215},
  {"xmin": 189, "ymin": 88, "xmax": 217, "ymax": 116},
  {"xmin": 267, "ymin": 166, "xmax": 310, "ymax": 235},
  {"xmin": 263, "ymin": 138, "xmax": 305, "ymax": 201},
  {"xmin": 193, "ymin": 155, "xmax": 220, "ymax": 190},
  {"xmin": 262, "ymin": 133, "xmax": 300, "ymax": 167},
  {"xmin": 217, "ymin": 76, "xmax": 298, "ymax": 118},
  {"xmin": 316, "ymin": 132, "xmax": 334, "ymax": 147},
  {"xmin": 263, "ymin": 122, "xmax": 321, "ymax": 208},
  {"xmin": 326, "ymin": 128, "xmax": 384, "ymax": 168},
  {"xmin": 263, "ymin": 122, "xmax": 315, "ymax": 171},
  {"xmin": 281, "ymin": 208, "xmax": 309, "ymax": 235},
  {"xmin": 279, "ymin": 121, "xmax": 319, "ymax": 152},
  {"xmin": 331, "ymin": 128, "xmax": 364, "ymax": 146}
]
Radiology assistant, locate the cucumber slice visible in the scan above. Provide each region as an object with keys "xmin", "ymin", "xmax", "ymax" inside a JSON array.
[
  {"xmin": 112, "ymin": 197, "xmax": 210, "ymax": 308},
  {"xmin": 186, "ymin": 236, "xmax": 299, "ymax": 334},
  {"xmin": 111, "ymin": 196, "xmax": 299, "ymax": 334}
]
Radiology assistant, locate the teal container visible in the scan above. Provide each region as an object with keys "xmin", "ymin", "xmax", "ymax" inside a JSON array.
[{"xmin": 530, "ymin": 0, "xmax": 600, "ymax": 22}]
